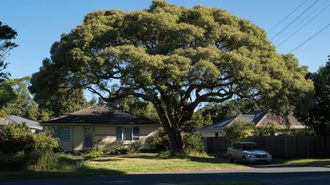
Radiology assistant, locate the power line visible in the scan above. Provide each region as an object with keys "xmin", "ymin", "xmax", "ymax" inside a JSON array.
[
  {"xmin": 268, "ymin": 0, "xmax": 308, "ymax": 33},
  {"xmin": 275, "ymin": 0, "xmax": 328, "ymax": 44},
  {"xmin": 271, "ymin": 0, "xmax": 320, "ymax": 41},
  {"xmin": 289, "ymin": 23, "xmax": 330, "ymax": 53},
  {"xmin": 277, "ymin": 2, "xmax": 330, "ymax": 47}
]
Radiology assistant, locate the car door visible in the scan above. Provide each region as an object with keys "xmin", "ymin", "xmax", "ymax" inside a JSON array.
[{"xmin": 232, "ymin": 143, "xmax": 241, "ymax": 159}]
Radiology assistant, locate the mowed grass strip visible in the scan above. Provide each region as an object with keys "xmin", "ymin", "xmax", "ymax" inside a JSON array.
[
  {"xmin": 279, "ymin": 158, "xmax": 330, "ymax": 167},
  {"xmin": 0, "ymin": 153, "xmax": 246, "ymax": 181},
  {"xmin": 86, "ymin": 153, "xmax": 247, "ymax": 173}
]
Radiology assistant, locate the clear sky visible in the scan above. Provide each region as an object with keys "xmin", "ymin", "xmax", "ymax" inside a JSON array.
[{"xmin": 1, "ymin": 0, "xmax": 329, "ymax": 80}]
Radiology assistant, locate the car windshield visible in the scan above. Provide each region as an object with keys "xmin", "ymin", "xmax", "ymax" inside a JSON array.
[{"xmin": 241, "ymin": 143, "xmax": 262, "ymax": 150}]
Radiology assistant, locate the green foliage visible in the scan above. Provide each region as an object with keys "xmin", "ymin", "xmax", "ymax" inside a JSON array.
[
  {"xmin": 128, "ymin": 141, "xmax": 143, "ymax": 153},
  {"xmin": 0, "ymin": 21, "xmax": 17, "ymax": 81},
  {"xmin": 255, "ymin": 122, "xmax": 279, "ymax": 136},
  {"xmin": 0, "ymin": 80, "xmax": 16, "ymax": 110},
  {"xmin": 297, "ymin": 57, "xmax": 330, "ymax": 135},
  {"xmin": 0, "ymin": 123, "xmax": 59, "ymax": 171},
  {"xmin": 30, "ymin": 1, "xmax": 313, "ymax": 151},
  {"xmin": 86, "ymin": 148, "xmax": 102, "ymax": 158},
  {"xmin": 103, "ymin": 143, "xmax": 129, "ymax": 155},
  {"xmin": 146, "ymin": 128, "xmax": 171, "ymax": 151},
  {"xmin": 0, "ymin": 77, "xmax": 43, "ymax": 120},
  {"xmin": 110, "ymin": 96, "xmax": 159, "ymax": 120},
  {"xmin": 196, "ymin": 100, "xmax": 261, "ymax": 123},
  {"xmin": 0, "ymin": 123, "xmax": 34, "ymax": 154},
  {"xmin": 223, "ymin": 121, "xmax": 255, "ymax": 143},
  {"xmin": 183, "ymin": 132, "xmax": 204, "ymax": 153},
  {"xmin": 29, "ymin": 58, "xmax": 88, "ymax": 118}
]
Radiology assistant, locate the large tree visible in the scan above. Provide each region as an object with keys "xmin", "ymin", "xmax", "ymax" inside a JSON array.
[
  {"xmin": 297, "ymin": 56, "xmax": 330, "ymax": 135},
  {"xmin": 30, "ymin": 1, "xmax": 313, "ymax": 152},
  {"xmin": 29, "ymin": 58, "xmax": 88, "ymax": 117},
  {"xmin": 0, "ymin": 21, "xmax": 17, "ymax": 81}
]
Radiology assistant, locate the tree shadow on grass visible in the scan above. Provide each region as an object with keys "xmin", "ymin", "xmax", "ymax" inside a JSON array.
[{"xmin": 0, "ymin": 155, "xmax": 124, "ymax": 182}]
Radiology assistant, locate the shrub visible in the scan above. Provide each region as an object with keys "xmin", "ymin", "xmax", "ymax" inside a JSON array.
[
  {"xmin": 146, "ymin": 128, "xmax": 171, "ymax": 151},
  {"xmin": 0, "ymin": 123, "xmax": 59, "ymax": 171},
  {"xmin": 0, "ymin": 123, "xmax": 34, "ymax": 154},
  {"xmin": 183, "ymin": 132, "xmax": 204, "ymax": 153},
  {"xmin": 85, "ymin": 148, "xmax": 102, "ymax": 158},
  {"xmin": 103, "ymin": 143, "xmax": 129, "ymax": 155},
  {"xmin": 223, "ymin": 121, "xmax": 255, "ymax": 143},
  {"xmin": 255, "ymin": 122, "xmax": 279, "ymax": 136},
  {"xmin": 128, "ymin": 141, "xmax": 142, "ymax": 153}
]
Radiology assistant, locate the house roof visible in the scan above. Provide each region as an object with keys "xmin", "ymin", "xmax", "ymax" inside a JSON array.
[
  {"xmin": 199, "ymin": 111, "xmax": 304, "ymax": 132},
  {"xmin": 43, "ymin": 105, "xmax": 159, "ymax": 125},
  {"xmin": 0, "ymin": 115, "xmax": 42, "ymax": 130}
]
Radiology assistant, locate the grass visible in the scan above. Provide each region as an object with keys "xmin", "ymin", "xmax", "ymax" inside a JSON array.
[
  {"xmin": 277, "ymin": 158, "xmax": 330, "ymax": 167},
  {"xmin": 86, "ymin": 153, "xmax": 246, "ymax": 173},
  {"xmin": 0, "ymin": 153, "xmax": 246, "ymax": 181},
  {"xmin": 182, "ymin": 182, "xmax": 266, "ymax": 185}
]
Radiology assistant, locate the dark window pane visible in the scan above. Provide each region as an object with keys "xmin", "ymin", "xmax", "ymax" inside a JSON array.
[
  {"xmin": 123, "ymin": 128, "xmax": 132, "ymax": 141},
  {"xmin": 116, "ymin": 127, "xmax": 122, "ymax": 141},
  {"xmin": 133, "ymin": 127, "xmax": 139, "ymax": 140},
  {"xmin": 61, "ymin": 127, "xmax": 70, "ymax": 141}
]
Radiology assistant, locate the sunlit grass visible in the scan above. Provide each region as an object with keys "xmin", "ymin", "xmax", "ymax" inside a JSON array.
[{"xmin": 0, "ymin": 153, "xmax": 246, "ymax": 181}]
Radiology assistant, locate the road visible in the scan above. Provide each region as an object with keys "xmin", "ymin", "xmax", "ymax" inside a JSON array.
[{"xmin": 1, "ymin": 167, "xmax": 330, "ymax": 185}]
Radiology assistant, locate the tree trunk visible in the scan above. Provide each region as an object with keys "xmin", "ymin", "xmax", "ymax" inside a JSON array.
[
  {"xmin": 165, "ymin": 126, "xmax": 185, "ymax": 153},
  {"xmin": 152, "ymin": 100, "xmax": 185, "ymax": 153}
]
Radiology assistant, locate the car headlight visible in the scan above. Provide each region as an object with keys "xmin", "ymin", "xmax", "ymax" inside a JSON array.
[{"xmin": 246, "ymin": 154, "xmax": 255, "ymax": 158}]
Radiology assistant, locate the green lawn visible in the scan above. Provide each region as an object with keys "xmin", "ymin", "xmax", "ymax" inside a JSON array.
[
  {"xmin": 277, "ymin": 158, "xmax": 330, "ymax": 167},
  {"xmin": 0, "ymin": 153, "xmax": 246, "ymax": 181}
]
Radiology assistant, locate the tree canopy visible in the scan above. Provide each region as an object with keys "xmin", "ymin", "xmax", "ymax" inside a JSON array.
[
  {"xmin": 0, "ymin": 21, "xmax": 17, "ymax": 81},
  {"xmin": 29, "ymin": 58, "xmax": 88, "ymax": 117},
  {"xmin": 30, "ymin": 0, "xmax": 313, "ymax": 152},
  {"xmin": 297, "ymin": 56, "xmax": 330, "ymax": 135}
]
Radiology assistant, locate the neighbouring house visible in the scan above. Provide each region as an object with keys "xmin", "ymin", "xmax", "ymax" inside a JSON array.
[
  {"xmin": 42, "ymin": 105, "xmax": 160, "ymax": 152},
  {"xmin": 0, "ymin": 115, "xmax": 43, "ymax": 133},
  {"xmin": 199, "ymin": 111, "xmax": 305, "ymax": 137}
]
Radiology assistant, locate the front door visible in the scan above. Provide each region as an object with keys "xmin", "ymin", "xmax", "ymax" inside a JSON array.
[{"xmin": 84, "ymin": 127, "xmax": 93, "ymax": 149}]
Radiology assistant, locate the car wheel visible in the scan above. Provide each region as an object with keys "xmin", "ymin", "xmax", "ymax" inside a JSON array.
[
  {"xmin": 229, "ymin": 155, "xmax": 234, "ymax": 163},
  {"xmin": 242, "ymin": 156, "xmax": 247, "ymax": 164}
]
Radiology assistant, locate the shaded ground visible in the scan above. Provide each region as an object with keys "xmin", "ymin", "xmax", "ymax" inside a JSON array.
[{"xmin": 1, "ymin": 167, "xmax": 330, "ymax": 185}]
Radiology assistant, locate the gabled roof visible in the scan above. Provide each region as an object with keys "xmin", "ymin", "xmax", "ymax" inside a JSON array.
[
  {"xmin": 199, "ymin": 110, "xmax": 304, "ymax": 132},
  {"xmin": 0, "ymin": 115, "xmax": 42, "ymax": 130},
  {"xmin": 43, "ymin": 105, "xmax": 159, "ymax": 125}
]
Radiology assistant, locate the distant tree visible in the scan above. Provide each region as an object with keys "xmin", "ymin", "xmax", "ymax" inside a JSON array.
[
  {"xmin": 196, "ymin": 99, "xmax": 261, "ymax": 123},
  {"xmin": 29, "ymin": 1, "xmax": 313, "ymax": 152},
  {"xmin": 0, "ymin": 80, "xmax": 16, "ymax": 113},
  {"xmin": 110, "ymin": 96, "xmax": 159, "ymax": 120},
  {"xmin": 297, "ymin": 56, "xmax": 330, "ymax": 135},
  {"xmin": 1, "ymin": 77, "xmax": 45, "ymax": 120},
  {"xmin": 0, "ymin": 21, "xmax": 17, "ymax": 81},
  {"xmin": 0, "ymin": 21, "xmax": 18, "ymax": 111}
]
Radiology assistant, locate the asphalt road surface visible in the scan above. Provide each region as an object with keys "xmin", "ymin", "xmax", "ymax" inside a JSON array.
[{"xmin": 1, "ymin": 167, "xmax": 330, "ymax": 185}]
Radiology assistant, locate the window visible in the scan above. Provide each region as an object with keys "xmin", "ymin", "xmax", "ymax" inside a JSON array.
[
  {"xmin": 133, "ymin": 127, "xmax": 140, "ymax": 140},
  {"xmin": 54, "ymin": 127, "xmax": 70, "ymax": 141},
  {"xmin": 116, "ymin": 127, "xmax": 122, "ymax": 141},
  {"xmin": 123, "ymin": 128, "xmax": 132, "ymax": 140},
  {"xmin": 116, "ymin": 127, "xmax": 140, "ymax": 141}
]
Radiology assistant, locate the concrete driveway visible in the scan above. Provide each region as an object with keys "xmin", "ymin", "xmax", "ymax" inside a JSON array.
[{"xmin": 1, "ymin": 167, "xmax": 330, "ymax": 185}]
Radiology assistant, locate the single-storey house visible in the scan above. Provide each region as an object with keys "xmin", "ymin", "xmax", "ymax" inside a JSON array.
[
  {"xmin": 42, "ymin": 105, "xmax": 160, "ymax": 152},
  {"xmin": 199, "ymin": 111, "xmax": 305, "ymax": 137},
  {"xmin": 0, "ymin": 115, "xmax": 42, "ymax": 133}
]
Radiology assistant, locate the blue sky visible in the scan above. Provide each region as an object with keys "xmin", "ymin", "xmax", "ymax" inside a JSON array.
[{"xmin": 1, "ymin": 0, "xmax": 329, "ymax": 80}]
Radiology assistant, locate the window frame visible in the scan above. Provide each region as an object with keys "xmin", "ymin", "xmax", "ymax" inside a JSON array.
[
  {"xmin": 116, "ymin": 127, "xmax": 140, "ymax": 141},
  {"xmin": 54, "ymin": 127, "xmax": 70, "ymax": 142}
]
